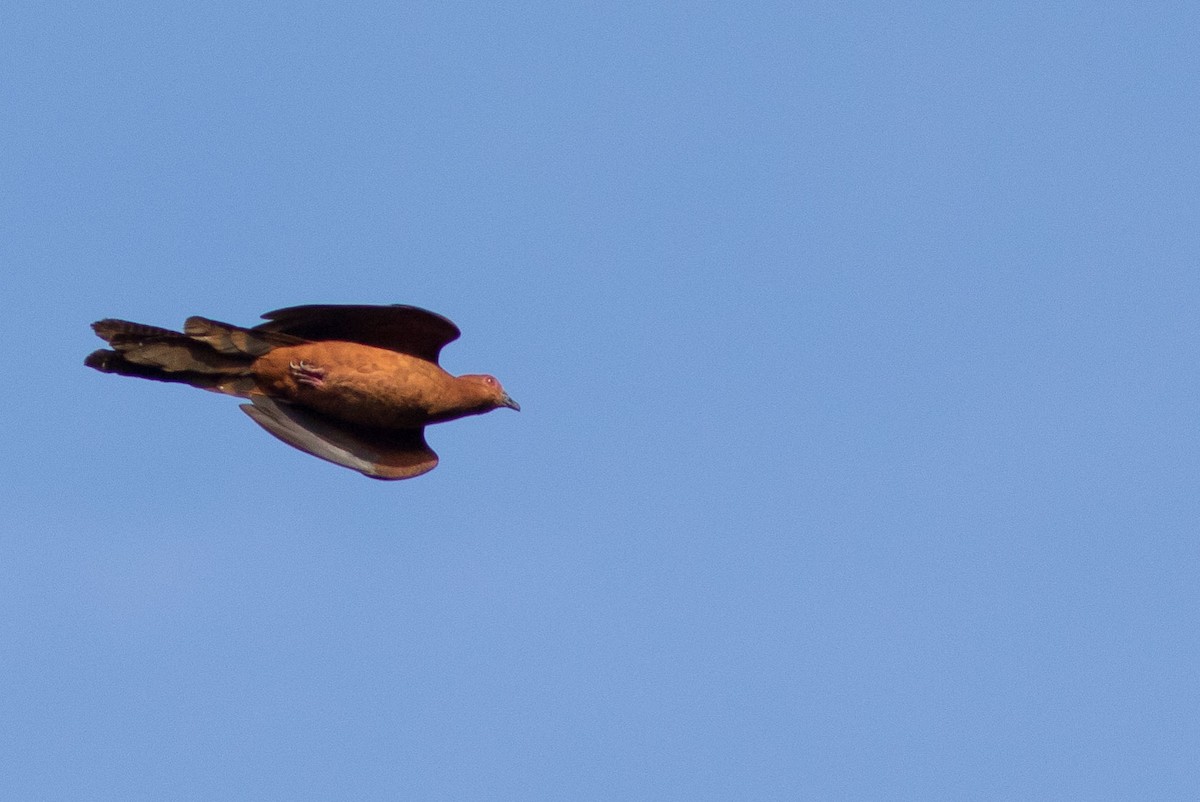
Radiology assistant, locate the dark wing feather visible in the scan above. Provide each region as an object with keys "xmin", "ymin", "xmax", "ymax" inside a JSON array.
[
  {"xmin": 240, "ymin": 395, "xmax": 438, "ymax": 480},
  {"xmin": 253, "ymin": 304, "xmax": 460, "ymax": 364}
]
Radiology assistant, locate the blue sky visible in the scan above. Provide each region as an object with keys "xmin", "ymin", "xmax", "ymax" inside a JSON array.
[{"xmin": 3, "ymin": 2, "xmax": 1198, "ymax": 798}]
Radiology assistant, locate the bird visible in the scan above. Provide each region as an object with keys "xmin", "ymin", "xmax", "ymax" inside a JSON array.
[{"xmin": 85, "ymin": 304, "xmax": 519, "ymax": 480}]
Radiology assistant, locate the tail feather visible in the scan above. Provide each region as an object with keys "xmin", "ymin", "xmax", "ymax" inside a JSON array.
[
  {"xmin": 184, "ymin": 316, "xmax": 302, "ymax": 357},
  {"xmin": 85, "ymin": 316, "xmax": 280, "ymax": 396},
  {"xmin": 92, "ymin": 319, "xmax": 180, "ymax": 342},
  {"xmin": 84, "ymin": 348, "xmax": 256, "ymax": 395}
]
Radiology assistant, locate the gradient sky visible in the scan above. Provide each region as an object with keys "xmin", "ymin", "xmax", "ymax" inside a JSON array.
[{"xmin": 4, "ymin": 2, "xmax": 1199, "ymax": 798}]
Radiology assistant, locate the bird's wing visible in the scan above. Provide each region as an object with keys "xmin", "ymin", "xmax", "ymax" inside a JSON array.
[
  {"xmin": 240, "ymin": 395, "xmax": 439, "ymax": 480},
  {"xmin": 253, "ymin": 304, "xmax": 461, "ymax": 365}
]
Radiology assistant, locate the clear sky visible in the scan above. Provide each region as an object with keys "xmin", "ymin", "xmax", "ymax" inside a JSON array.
[{"xmin": 3, "ymin": 2, "xmax": 1198, "ymax": 798}]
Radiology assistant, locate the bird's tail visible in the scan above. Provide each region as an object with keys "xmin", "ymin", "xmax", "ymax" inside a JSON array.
[{"xmin": 85, "ymin": 316, "xmax": 303, "ymax": 396}]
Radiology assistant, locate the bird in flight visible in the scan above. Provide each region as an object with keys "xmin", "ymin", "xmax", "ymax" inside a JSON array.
[{"xmin": 85, "ymin": 304, "xmax": 519, "ymax": 480}]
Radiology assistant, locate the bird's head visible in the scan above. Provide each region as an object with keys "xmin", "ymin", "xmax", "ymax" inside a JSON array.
[{"xmin": 459, "ymin": 374, "xmax": 520, "ymax": 412}]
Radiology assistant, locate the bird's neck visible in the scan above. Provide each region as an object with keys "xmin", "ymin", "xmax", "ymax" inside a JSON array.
[{"xmin": 425, "ymin": 377, "xmax": 493, "ymax": 423}]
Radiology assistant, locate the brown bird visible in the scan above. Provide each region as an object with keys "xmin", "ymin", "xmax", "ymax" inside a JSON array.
[{"xmin": 85, "ymin": 304, "xmax": 519, "ymax": 480}]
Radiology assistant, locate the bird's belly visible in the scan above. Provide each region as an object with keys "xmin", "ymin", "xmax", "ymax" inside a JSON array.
[{"xmin": 252, "ymin": 343, "xmax": 449, "ymax": 430}]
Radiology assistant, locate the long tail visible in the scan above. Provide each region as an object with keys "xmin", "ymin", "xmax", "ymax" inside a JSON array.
[{"xmin": 85, "ymin": 316, "xmax": 303, "ymax": 396}]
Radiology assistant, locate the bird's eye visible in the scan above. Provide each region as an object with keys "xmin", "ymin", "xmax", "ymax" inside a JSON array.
[{"xmin": 485, "ymin": 376, "xmax": 495, "ymax": 386}]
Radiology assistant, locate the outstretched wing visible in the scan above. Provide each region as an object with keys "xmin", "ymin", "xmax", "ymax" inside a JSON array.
[
  {"xmin": 254, "ymin": 304, "xmax": 461, "ymax": 365},
  {"xmin": 240, "ymin": 395, "xmax": 439, "ymax": 480}
]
